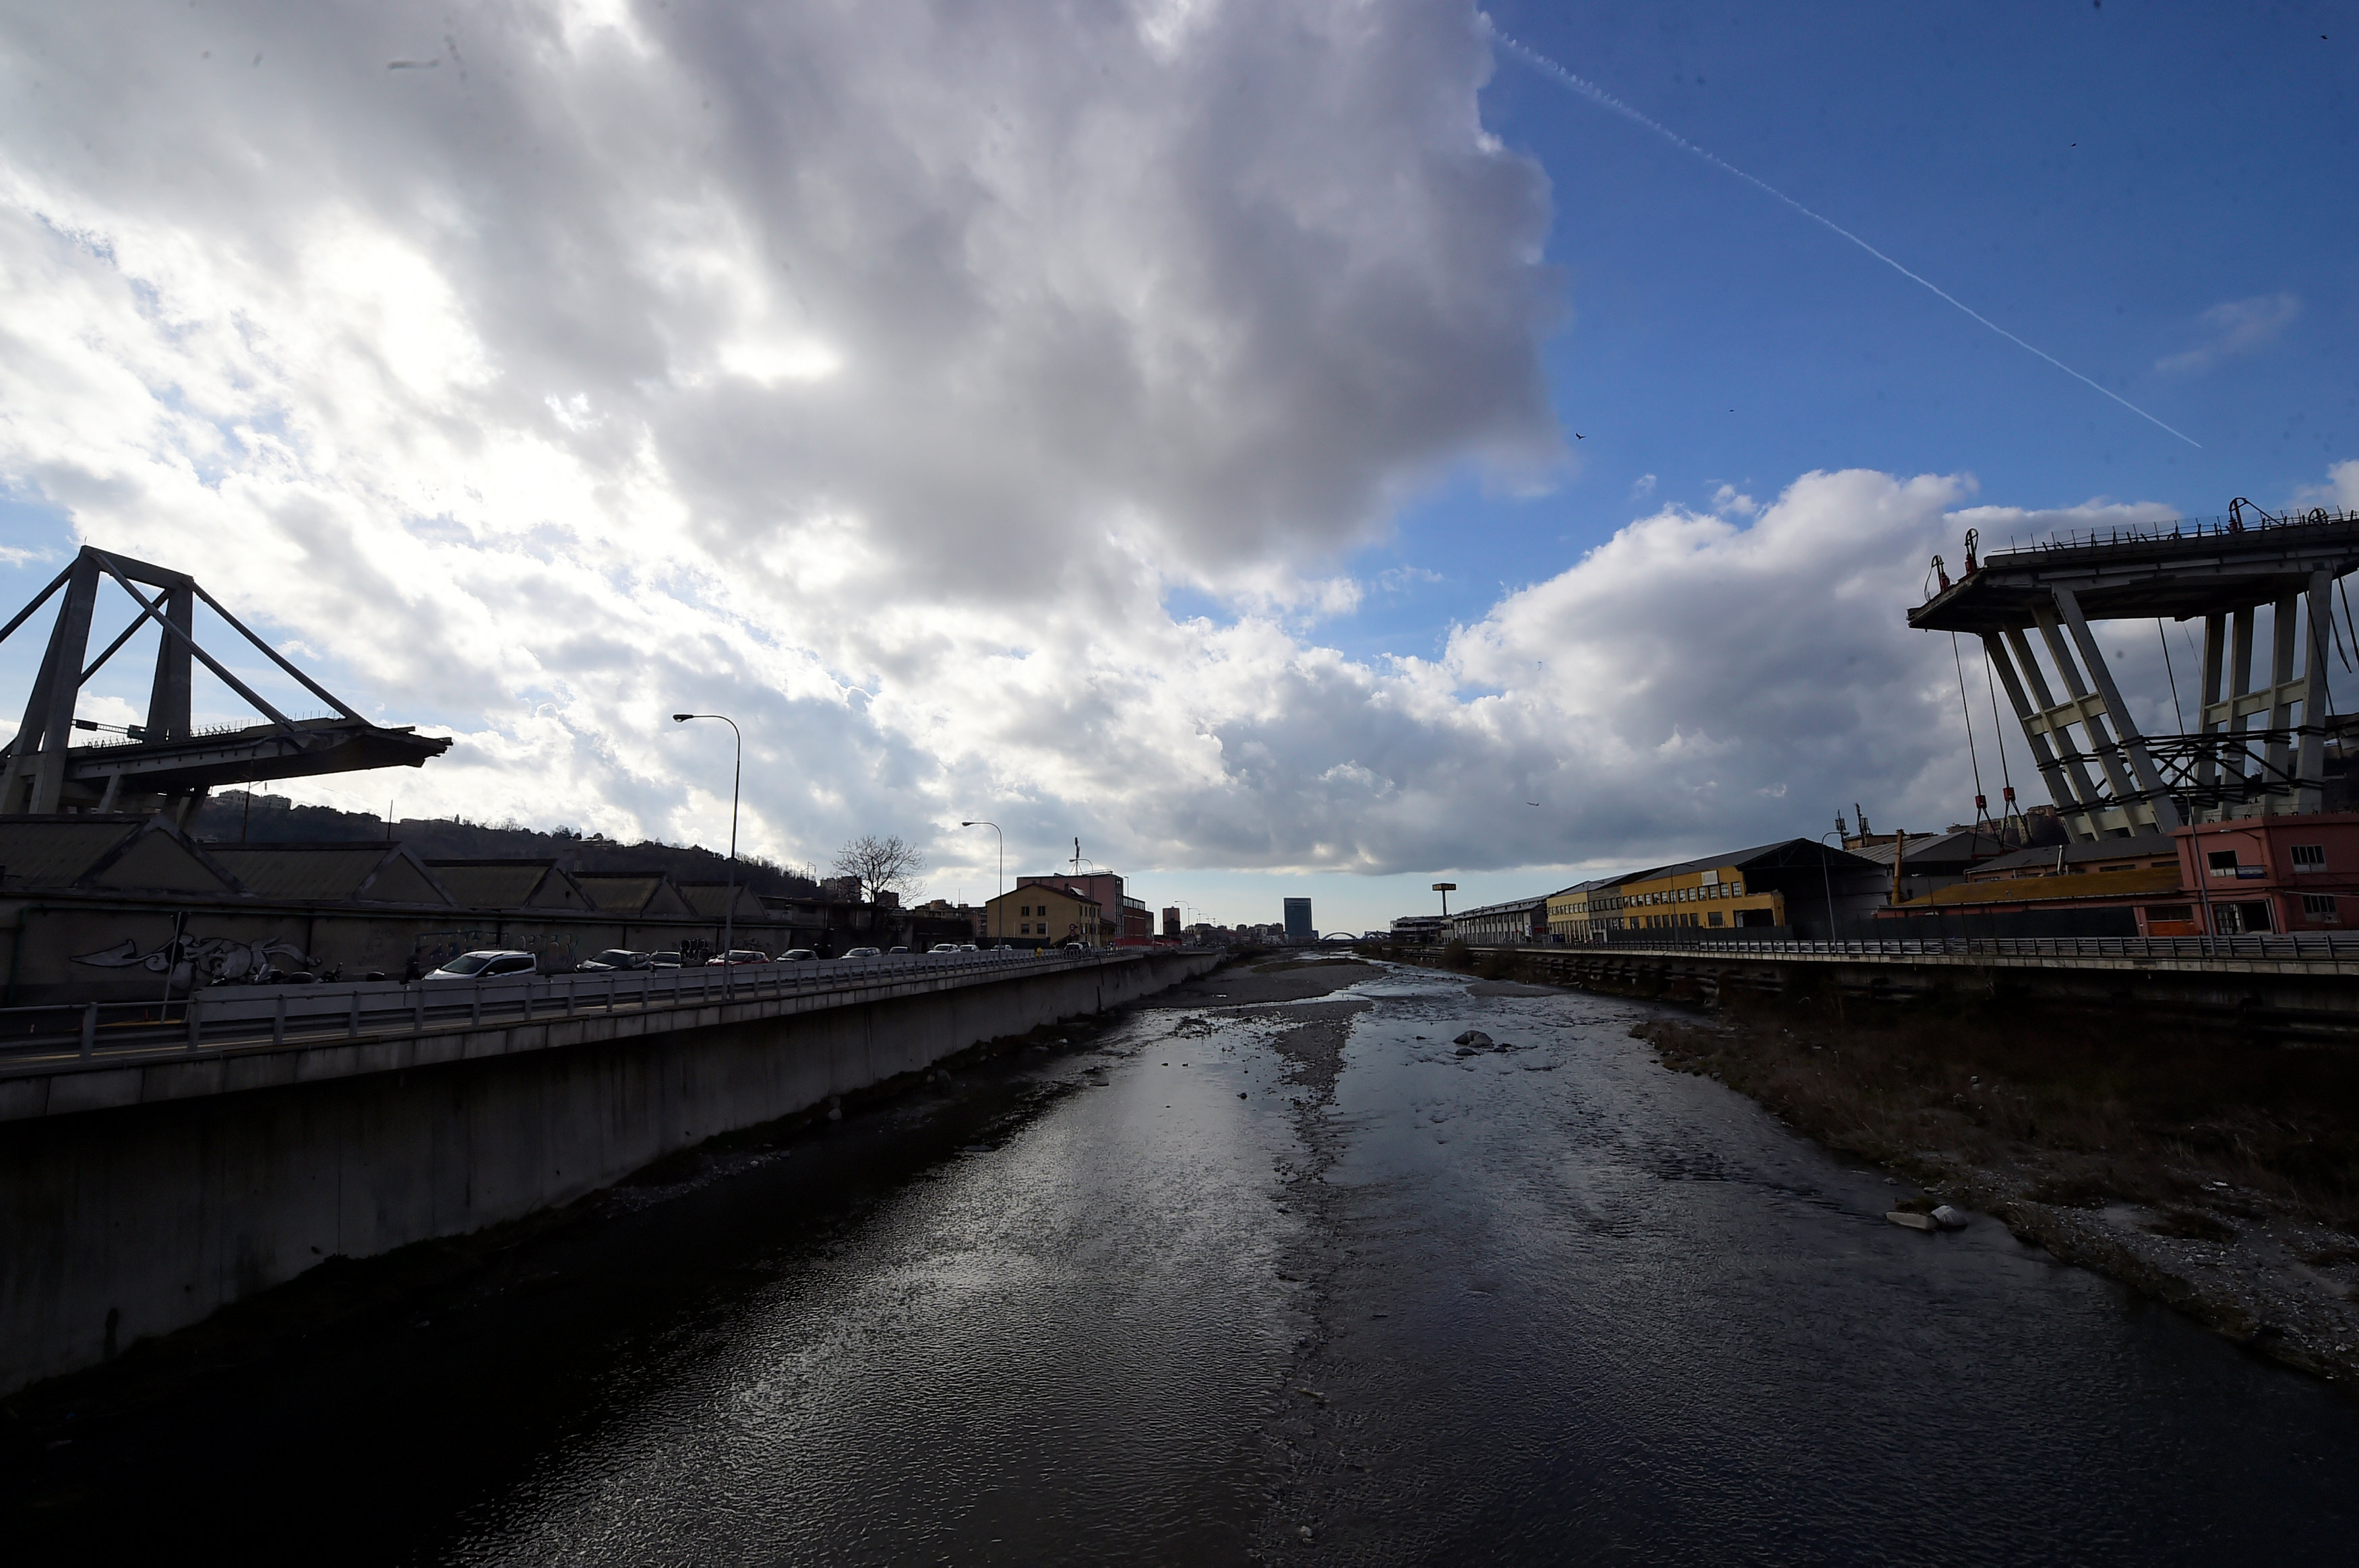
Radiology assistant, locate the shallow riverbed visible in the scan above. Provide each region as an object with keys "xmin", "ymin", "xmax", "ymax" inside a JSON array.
[{"xmin": 10, "ymin": 963, "xmax": 2359, "ymax": 1563}]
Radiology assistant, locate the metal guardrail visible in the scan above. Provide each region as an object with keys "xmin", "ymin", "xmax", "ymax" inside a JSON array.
[
  {"xmin": 1410, "ymin": 934, "xmax": 2359, "ymax": 964},
  {"xmin": 0, "ymin": 947, "xmax": 1148, "ymax": 1077}
]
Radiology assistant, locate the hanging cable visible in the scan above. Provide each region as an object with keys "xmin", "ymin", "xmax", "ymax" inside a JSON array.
[
  {"xmin": 2158, "ymin": 618, "xmax": 2186, "ymax": 732},
  {"xmin": 1982, "ymin": 642, "xmax": 2020, "ymax": 842},
  {"xmin": 1951, "ymin": 632, "xmax": 1987, "ymax": 829},
  {"xmin": 2341, "ymin": 574, "xmax": 2359, "ymax": 679}
]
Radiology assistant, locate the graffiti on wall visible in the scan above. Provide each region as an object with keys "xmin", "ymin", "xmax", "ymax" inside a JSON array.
[
  {"xmin": 73, "ymin": 933, "xmax": 317, "ymax": 989},
  {"xmin": 409, "ymin": 931, "xmax": 498, "ymax": 974}
]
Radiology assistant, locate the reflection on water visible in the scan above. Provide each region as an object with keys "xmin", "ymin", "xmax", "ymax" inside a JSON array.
[{"xmin": 11, "ymin": 967, "xmax": 2359, "ymax": 1564}]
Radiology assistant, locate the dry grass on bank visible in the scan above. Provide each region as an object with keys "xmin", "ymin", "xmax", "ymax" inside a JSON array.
[{"xmin": 1636, "ymin": 987, "xmax": 2359, "ymax": 1239}]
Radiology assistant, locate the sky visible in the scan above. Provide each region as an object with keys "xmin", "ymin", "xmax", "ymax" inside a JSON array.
[{"xmin": 0, "ymin": 1, "xmax": 2353, "ymax": 934}]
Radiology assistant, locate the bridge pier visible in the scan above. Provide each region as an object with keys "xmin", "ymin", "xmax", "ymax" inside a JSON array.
[{"xmin": 0, "ymin": 951, "xmax": 1218, "ymax": 1395}]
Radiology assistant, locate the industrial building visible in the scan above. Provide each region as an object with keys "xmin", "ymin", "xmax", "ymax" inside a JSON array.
[
  {"xmin": 1545, "ymin": 876, "xmax": 1636, "ymax": 941},
  {"xmin": 1447, "ymin": 894, "xmax": 1549, "ymax": 944}
]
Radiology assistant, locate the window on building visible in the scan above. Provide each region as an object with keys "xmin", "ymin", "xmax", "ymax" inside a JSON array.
[
  {"xmin": 1708, "ymin": 911, "xmax": 1723, "ymax": 927},
  {"xmin": 2303, "ymin": 893, "xmax": 2338, "ymax": 923},
  {"xmin": 2207, "ymin": 850, "xmax": 2239, "ymax": 877},
  {"xmin": 2293, "ymin": 844, "xmax": 2327, "ymax": 873}
]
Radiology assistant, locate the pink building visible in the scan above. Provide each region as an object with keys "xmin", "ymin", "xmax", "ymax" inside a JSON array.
[{"xmin": 2171, "ymin": 810, "xmax": 2359, "ymax": 935}]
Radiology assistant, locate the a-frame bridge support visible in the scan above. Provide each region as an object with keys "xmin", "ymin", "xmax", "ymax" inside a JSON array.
[
  {"xmin": 1913, "ymin": 509, "xmax": 2359, "ymax": 842},
  {"xmin": 0, "ymin": 546, "xmax": 450, "ymax": 820}
]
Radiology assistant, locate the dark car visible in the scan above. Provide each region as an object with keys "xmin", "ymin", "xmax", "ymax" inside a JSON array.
[
  {"xmin": 576, "ymin": 948, "xmax": 650, "ymax": 972},
  {"xmin": 781, "ymin": 949, "xmax": 816, "ymax": 962}
]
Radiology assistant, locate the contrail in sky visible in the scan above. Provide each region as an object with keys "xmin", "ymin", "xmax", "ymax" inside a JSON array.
[{"xmin": 1492, "ymin": 30, "xmax": 2203, "ymax": 449}]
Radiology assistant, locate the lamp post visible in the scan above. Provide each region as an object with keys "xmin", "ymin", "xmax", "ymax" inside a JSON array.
[
  {"xmin": 1816, "ymin": 831, "xmax": 1845, "ymax": 945},
  {"xmin": 960, "ymin": 821, "xmax": 1003, "ymax": 947},
  {"xmin": 672, "ymin": 713, "xmax": 741, "ymax": 962}
]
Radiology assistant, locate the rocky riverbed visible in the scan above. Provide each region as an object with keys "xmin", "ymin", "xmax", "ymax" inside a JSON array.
[{"xmin": 1637, "ymin": 1005, "xmax": 2359, "ymax": 1385}]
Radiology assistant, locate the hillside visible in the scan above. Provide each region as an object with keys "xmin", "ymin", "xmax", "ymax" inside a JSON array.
[{"xmin": 191, "ymin": 790, "xmax": 822, "ymax": 899}]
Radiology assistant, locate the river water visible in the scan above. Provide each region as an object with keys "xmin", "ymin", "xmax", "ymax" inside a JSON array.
[{"xmin": 13, "ymin": 962, "xmax": 2359, "ymax": 1563}]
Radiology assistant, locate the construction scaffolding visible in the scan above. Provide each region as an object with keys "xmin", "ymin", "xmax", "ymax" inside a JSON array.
[
  {"xmin": 1909, "ymin": 505, "xmax": 2359, "ymax": 841},
  {"xmin": 0, "ymin": 546, "xmax": 450, "ymax": 821}
]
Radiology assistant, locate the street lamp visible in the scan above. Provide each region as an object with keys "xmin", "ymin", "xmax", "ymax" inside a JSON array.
[
  {"xmin": 673, "ymin": 713, "xmax": 741, "ymax": 963},
  {"xmin": 1816, "ymin": 832, "xmax": 1845, "ymax": 945},
  {"xmin": 961, "ymin": 820, "xmax": 1002, "ymax": 947}
]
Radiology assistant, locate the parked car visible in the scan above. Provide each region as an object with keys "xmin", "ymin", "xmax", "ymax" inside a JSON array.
[
  {"xmin": 650, "ymin": 951, "xmax": 683, "ymax": 968},
  {"xmin": 842, "ymin": 945, "xmax": 882, "ymax": 959},
  {"xmin": 423, "ymin": 950, "xmax": 537, "ymax": 982},
  {"xmin": 957, "ymin": 943, "xmax": 979, "ymax": 951},
  {"xmin": 781, "ymin": 949, "xmax": 816, "ymax": 962},
  {"xmin": 576, "ymin": 949, "xmax": 650, "ymax": 972},
  {"xmin": 888, "ymin": 945, "xmax": 910, "ymax": 955},
  {"xmin": 1062, "ymin": 941, "xmax": 1088, "ymax": 954},
  {"xmin": 706, "ymin": 949, "xmax": 770, "ymax": 966},
  {"xmin": 927, "ymin": 943, "xmax": 959, "ymax": 953}
]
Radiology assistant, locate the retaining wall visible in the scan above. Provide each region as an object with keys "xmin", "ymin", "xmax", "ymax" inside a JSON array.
[
  {"xmin": 0, "ymin": 949, "xmax": 1218, "ymax": 1395},
  {"xmin": 1389, "ymin": 943, "xmax": 2359, "ymax": 1037}
]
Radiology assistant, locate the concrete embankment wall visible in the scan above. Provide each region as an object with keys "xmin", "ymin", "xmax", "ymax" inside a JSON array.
[
  {"xmin": 0, "ymin": 951, "xmax": 1217, "ymax": 1395},
  {"xmin": 1394, "ymin": 943, "xmax": 2359, "ymax": 1037}
]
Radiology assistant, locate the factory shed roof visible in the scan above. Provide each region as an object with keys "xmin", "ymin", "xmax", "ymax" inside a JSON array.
[
  {"xmin": 573, "ymin": 872, "xmax": 696, "ymax": 918},
  {"xmin": 78, "ymin": 815, "xmax": 249, "ymax": 896},
  {"xmin": 1913, "ymin": 865, "xmax": 2184, "ymax": 908},
  {"xmin": 676, "ymin": 881, "xmax": 769, "ymax": 922},
  {"xmin": 1548, "ymin": 875, "xmax": 1638, "ymax": 901},
  {"xmin": 0, "ymin": 817, "xmax": 156, "ymax": 889},
  {"xmin": 425, "ymin": 859, "xmax": 593, "ymax": 912},
  {"xmin": 1964, "ymin": 834, "xmax": 2180, "ymax": 881},
  {"xmin": 207, "ymin": 842, "xmax": 454, "ymax": 904},
  {"xmin": 1843, "ymin": 829, "xmax": 2009, "ymax": 874},
  {"xmin": 1452, "ymin": 893, "xmax": 1550, "ymax": 919},
  {"xmin": 1628, "ymin": 838, "xmax": 1883, "ymax": 885}
]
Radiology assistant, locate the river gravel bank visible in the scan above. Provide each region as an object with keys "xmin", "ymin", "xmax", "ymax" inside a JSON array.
[{"xmin": 1638, "ymin": 1009, "xmax": 2359, "ymax": 1386}]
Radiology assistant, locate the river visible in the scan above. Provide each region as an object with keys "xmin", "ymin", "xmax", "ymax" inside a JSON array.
[{"xmin": 11, "ymin": 960, "xmax": 2359, "ymax": 1563}]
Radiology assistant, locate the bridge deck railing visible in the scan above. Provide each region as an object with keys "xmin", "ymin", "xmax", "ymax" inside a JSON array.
[{"xmin": 0, "ymin": 947, "xmax": 1155, "ymax": 1077}]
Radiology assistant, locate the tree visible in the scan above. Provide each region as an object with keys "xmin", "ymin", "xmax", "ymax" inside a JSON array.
[{"xmin": 832, "ymin": 834, "xmax": 925, "ymax": 902}]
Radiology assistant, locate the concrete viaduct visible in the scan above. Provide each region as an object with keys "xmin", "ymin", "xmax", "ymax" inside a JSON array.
[{"xmin": 0, "ymin": 947, "xmax": 1219, "ymax": 1395}]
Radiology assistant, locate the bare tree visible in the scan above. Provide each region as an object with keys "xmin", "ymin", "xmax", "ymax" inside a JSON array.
[{"xmin": 831, "ymin": 834, "xmax": 925, "ymax": 902}]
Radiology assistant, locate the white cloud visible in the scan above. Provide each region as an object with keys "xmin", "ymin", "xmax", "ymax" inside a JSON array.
[
  {"xmin": 1629, "ymin": 472, "xmax": 1657, "ymax": 500},
  {"xmin": 2292, "ymin": 461, "xmax": 2359, "ymax": 516},
  {"xmin": 2155, "ymin": 290, "xmax": 2301, "ymax": 376},
  {"xmin": 0, "ymin": 0, "xmax": 1560, "ymax": 878},
  {"xmin": 0, "ymin": 3, "xmax": 2287, "ymax": 908}
]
